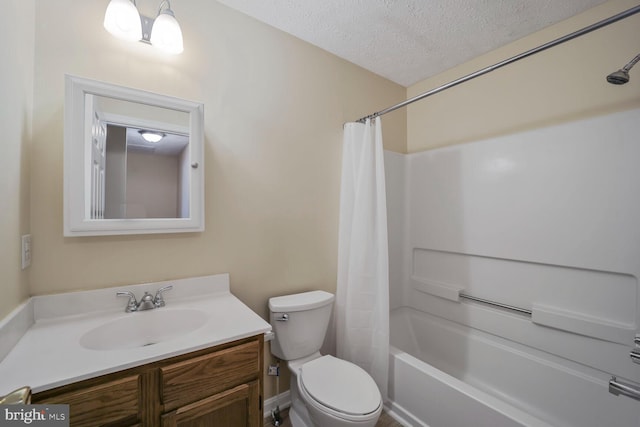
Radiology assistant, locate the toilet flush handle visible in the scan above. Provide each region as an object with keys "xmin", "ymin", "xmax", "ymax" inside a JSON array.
[{"xmin": 275, "ymin": 313, "xmax": 289, "ymax": 321}]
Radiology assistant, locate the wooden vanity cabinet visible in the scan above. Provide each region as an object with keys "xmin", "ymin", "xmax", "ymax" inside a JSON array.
[{"xmin": 33, "ymin": 335, "xmax": 264, "ymax": 427}]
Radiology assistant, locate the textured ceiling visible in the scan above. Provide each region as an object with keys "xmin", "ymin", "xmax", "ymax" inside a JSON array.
[{"xmin": 217, "ymin": 0, "xmax": 608, "ymax": 87}]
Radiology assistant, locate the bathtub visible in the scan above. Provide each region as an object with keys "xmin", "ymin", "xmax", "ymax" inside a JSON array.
[{"xmin": 387, "ymin": 307, "xmax": 552, "ymax": 427}]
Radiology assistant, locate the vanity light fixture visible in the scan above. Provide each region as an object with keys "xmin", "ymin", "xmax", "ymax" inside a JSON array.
[
  {"xmin": 139, "ymin": 130, "xmax": 165, "ymax": 143},
  {"xmin": 104, "ymin": 0, "xmax": 184, "ymax": 54}
]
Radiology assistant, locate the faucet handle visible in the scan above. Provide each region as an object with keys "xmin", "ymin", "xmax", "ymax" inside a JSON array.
[
  {"xmin": 116, "ymin": 291, "xmax": 138, "ymax": 312},
  {"xmin": 154, "ymin": 285, "xmax": 173, "ymax": 308}
]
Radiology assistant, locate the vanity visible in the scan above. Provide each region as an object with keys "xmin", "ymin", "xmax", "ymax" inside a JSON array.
[{"xmin": 0, "ymin": 274, "xmax": 272, "ymax": 427}]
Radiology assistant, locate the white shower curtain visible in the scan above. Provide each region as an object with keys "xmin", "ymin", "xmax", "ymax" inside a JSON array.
[{"xmin": 336, "ymin": 118, "xmax": 389, "ymax": 399}]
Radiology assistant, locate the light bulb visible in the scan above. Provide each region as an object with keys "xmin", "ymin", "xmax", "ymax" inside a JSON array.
[
  {"xmin": 150, "ymin": 9, "xmax": 184, "ymax": 54},
  {"xmin": 140, "ymin": 131, "xmax": 164, "ymax": 143},
  {"xmin": 104, "ymin": 0, "xmax": 142, "ymax": 42}
]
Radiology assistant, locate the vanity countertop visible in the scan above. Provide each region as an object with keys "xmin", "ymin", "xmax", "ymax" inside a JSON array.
[{"xmin": 0, "ymin": 274, "xmax": 271, "ymax": 395}]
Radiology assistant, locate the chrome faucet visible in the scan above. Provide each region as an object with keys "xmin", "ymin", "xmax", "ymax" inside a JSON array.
[{"xmin": 116, "ymin": 285, "xmax": 173, "ymax": 312}]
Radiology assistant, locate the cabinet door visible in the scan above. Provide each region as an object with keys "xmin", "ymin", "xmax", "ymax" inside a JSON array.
[
  {"xmin": 34, "ymin": 375, "xmax": 140, "ymax": 427},
  {"xmin": 161, "ymin": 380, "xmax": 260, "ymax": 427}
]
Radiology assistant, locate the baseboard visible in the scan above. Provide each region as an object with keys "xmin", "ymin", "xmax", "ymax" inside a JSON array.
[
  {"xmin": 263, "ymin": 390, "xmax": 292, "ymax": 419},
  {"xmin": 384, "ymin": 401, "xmax": 428, "ymax": 427}
]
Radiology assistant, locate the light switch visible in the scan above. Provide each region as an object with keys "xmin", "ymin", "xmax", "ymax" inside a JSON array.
[{"xmin": 21, "ymin": 234, "xmax": 31, "ymax": 269}]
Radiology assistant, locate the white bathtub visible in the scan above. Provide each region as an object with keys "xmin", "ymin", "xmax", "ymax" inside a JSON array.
[{"xmin": 387, "ymin": 307, "xmax": 552, "ymax": 427}]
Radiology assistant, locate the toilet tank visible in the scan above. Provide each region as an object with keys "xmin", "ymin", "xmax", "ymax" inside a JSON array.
[{"xmin": 269, "ymin": 291, "xmax": 334, "ymax": 361}]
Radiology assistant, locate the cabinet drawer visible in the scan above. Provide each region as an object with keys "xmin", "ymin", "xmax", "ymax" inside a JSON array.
[
  {"xmin": 39, "ymin": 375, "xmax": 140, "ymax": 427},
  {"xmin": 161, "ymin": 340, "xmax": 260, "ymax": 411}
]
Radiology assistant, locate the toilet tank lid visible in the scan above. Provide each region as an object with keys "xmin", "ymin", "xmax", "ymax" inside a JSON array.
[{"xmin": 269, "ymin": 291, "xmax": 334, "ymax": 312}]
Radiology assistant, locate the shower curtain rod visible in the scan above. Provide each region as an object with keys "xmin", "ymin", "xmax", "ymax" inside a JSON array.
[{"xmin": 355, "ymin": 4, "xmax": 640, "ymax": 123}]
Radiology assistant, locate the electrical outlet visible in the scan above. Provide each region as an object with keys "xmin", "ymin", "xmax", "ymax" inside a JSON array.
[
  {"xmin": 268, "ymin": 365, "xmax": 279, "ymax": 376},
  {"xmin": 21, "ymin": 234, "xmax": 31, "ymax": 269}
]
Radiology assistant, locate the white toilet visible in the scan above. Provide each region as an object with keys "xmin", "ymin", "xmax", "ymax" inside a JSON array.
[{"xmin": 269, "ymin": 291, "xmax": 382, "ymax": 427}]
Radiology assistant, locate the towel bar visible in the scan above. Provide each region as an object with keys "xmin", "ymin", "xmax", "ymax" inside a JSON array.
[{"xmin": 609, "ymin": 377, "xmax": 640, "ymax": 401}]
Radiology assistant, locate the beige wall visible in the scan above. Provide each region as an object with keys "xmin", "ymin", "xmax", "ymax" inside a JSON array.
[
  {"xmin": 126, "ymin": 151, "xmax": 180, "ymax": 219},
  {"xmin": 26, "ymin": 0, "xmax": 406, "ymax": 317},
  {"xmin": 0, "ymin": 0, "xmax": 34, "ymax": 319},
  {"xmin": 407, "ymin": 0, "xmax": 640, "ymax": 152}
]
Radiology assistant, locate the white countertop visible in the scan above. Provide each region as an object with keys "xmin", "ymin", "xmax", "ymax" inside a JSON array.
[{"xmin": 0, "ymin": 274, "xmax": 272, "ymax": 395}]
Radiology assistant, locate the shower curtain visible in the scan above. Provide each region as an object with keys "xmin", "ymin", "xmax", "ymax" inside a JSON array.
[{"xmin": 336, "ymin": 118, "xmax": 389, "ymax": 398}]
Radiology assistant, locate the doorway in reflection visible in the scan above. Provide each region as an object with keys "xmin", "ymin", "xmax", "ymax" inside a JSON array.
[{"xmin": 103, "ymin": 124, "xmax": 189, "ymax": 219}]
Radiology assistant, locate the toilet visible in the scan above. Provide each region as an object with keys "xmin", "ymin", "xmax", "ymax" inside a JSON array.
[{"xmin": 269, "ymin": 291, "xmax": 382, "ymax": 427}]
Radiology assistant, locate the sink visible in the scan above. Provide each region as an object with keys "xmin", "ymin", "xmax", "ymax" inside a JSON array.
[{"xmin": 80, "ymin": 308, "xmax": 208, "ymax": 351}]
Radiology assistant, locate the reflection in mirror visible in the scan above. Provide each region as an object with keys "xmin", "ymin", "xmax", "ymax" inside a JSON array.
[
  {"xmin": 65, "ymin": 75, "xmax": 204, "ymax": 236},
  {"xmin": 103, "ymin": 125, "xmax": 189, "ymax": 219},
  {"xmin": 88, "ymin": 94, "xmax": 191, "ymax": 220}
]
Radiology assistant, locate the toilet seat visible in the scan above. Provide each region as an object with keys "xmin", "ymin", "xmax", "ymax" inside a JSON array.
[{"xmin": 298, "ymin": 355, "xmax": 382, "ymax": 421}]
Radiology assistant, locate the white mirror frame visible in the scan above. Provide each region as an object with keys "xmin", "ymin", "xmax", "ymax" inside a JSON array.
[{"xmin": 64, "ymin": 75, "xmax": 204, "ymax": 236}]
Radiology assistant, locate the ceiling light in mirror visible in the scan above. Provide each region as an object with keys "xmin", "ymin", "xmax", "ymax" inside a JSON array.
[{"xmin": 139, "ymin": 130, "xmax": 165, "ymax": 143}]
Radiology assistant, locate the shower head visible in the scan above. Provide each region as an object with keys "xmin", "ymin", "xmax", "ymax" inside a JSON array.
[
  {"xmin": 607, "ymin": 53, "xmax": 640, "ymax": 85},
  {"xmin": 607, "ymin": 69, "xmax": 630, "ymax": 85}
]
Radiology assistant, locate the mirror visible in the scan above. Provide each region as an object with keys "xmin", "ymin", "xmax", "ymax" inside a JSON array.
[{"xmin": 64, "ymin": 75, "xmax": 204, "ymax": 236}]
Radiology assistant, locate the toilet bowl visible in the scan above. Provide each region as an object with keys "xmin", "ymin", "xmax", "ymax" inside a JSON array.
[{"xmin": 269, "ymin": 291, "xmax": 383, "ymax": 427}]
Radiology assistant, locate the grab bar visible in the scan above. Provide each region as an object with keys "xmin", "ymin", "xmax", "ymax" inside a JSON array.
[
  {"xmin": 630, "ymin": 335, "xmax": 640, "ymax": 364},
  {"xmin": 412, "ymin": 277, "xmax": 637, "ymax": 344},
  {"xmin": 459, "ymin": 293, "xmax": 532, "ymax": 316},
  {"xmin": 609, "ymin": 377, "xmax": 640, "ymax": 401}
]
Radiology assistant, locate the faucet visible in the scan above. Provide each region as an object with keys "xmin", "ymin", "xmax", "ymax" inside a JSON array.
[
  {"xmin": 116, "ymin": 285, "xmax": 173, "ymax": 312},
  {"xmin": 0, "ymin": 386, "xmax": 31, "ymax": 405}
]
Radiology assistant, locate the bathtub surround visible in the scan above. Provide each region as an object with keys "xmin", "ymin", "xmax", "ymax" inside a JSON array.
[
  {"xmin": 384, "ymin": 108, "xmax": 640, "ymax": 426},
  {"xmin": 337, "ymin": 119, "xmax": 389, "ymax": 398}
]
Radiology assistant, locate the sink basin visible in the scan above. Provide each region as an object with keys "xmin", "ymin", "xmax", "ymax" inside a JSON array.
[{"xmin": 80, "ymin": 308, "xmax": 208, "ymax": 351}]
